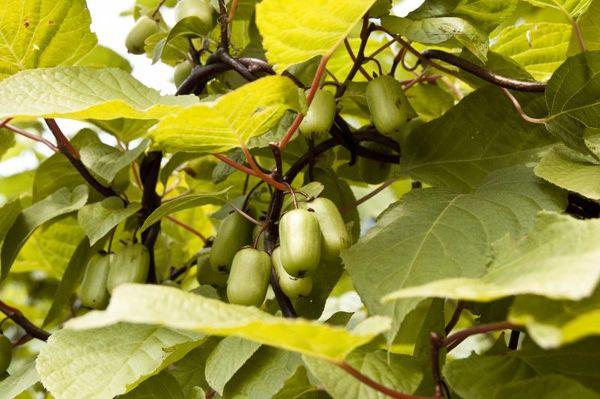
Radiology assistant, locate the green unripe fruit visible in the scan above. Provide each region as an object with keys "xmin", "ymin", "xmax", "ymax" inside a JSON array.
[
  {"xmin": 196, "ymin": 250, "xmax": 228, "ymax": 288},
  {"xmin": 358, "ymin": 142, "xmax": 392, "ymax": 184},
  {"xmin": 80, "ymin": 253, "xmax": 113, "ymax": 309},
  {"xmin": 301, "ymin": 197, "xmax": 350, "ymax": 260},
  {"xmin": 0, "ymin": 335, "xmax": 11, "ymax": 375},
  {"xmin": 210, "ymin": 212, "xmax": 254, "ymax": 273},
  {"xmin": 279, "ymin": 208, "xmax": 321, "ymax": 277},
  {"xmin": 272, "ymin": 247, "xmax": 313, "ymax": 299},
  {"xmin": 125, "ymin": 16, "xmax": 159, "ymax": 55},
  {"xmin": 175, "ymin": 0, "xmax": 214, "ymax": 34},
  {"xmin": 174, "ymin": 61, "xmax": 193, "ymax": 88},
  {"xmin": 226, "ymin": 248, "xmax": 271, "ymax": 307},
  {"xmin": 299, "ymin": 89, "xmax": 336, "ymax": 140},
  {"xmin": 107, "ymin": 244, "xmax": 150, "ymax": 292},
  {"xmin": 366, "ymin": 75, "xmax": 411, "ymax": 136}
]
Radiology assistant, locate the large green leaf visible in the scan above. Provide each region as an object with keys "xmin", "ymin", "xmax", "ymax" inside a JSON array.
[
  {"xmin": 0, "ymin": 199, "xmax": 21, "ymax": 250},
  {"xmin": 401, "ymin": 87, "xmax": 554, "ymax": 191},
  {"xmin": 80, "ymin": 139, "xmax": 149, "ymax": 185},
  {"xmin": 205, "ymin": 337, "xmax": 261, "ymax": 395},
  {"xmin": 573, "ymin": 0, "xmax": 600, "ymax": 52},
  {"xmin": 1, "ymin": 185, "xmax": 88, "ymax": 279},
  {"xmin": 170, "ymin": 338, "xmax": 221, "ymax": 397},
  {"xmin": 544, "ymin": 51, "xmax": 600, "ymax": 156},
  {"xmin": 0, "ymin": 67, "xmax": 197, "ymax": 120},
  {"xmin": 343, "ymin": 167, "xmax": 565, "ymax": 341},
  {"xmin": 384, "ymin": 212, "xmax": 600, "ymax": 303},
  {"xmin": 535, "ymin": 140, "xmax": 600, "ymax": 200},
  {"xmin": 223, "ymin": 347, "xmax": 302, "ymax": 398},
  {"xmin": 151, "ymin": 76, "xmax": 301, "ymax": 153},
  {"xmin": 303, "ymin": 349, "xmax": 423, "ymax": 399},
  {"xmin": 492, "ymin": 22, "xmax": 572, "ymax": 81},
  {"xmin": 255, "ymin": 0, "xmax": 376, "ymax": 72},
  {"xmin": 36, "ymin": 323, "xmax": 203, "ymax": 399},
  {"xmin": 78, "ymin": 198, "xmax": 141, "ymax": 245},
  {"xmin": 0, "ymin": 362, "xmax": 39, "ymax": 399},
  {"xmin": 76, "ymin": 45, "xmax": 132, "ymax": 72},
  {"xmin": 509, "ymin": 287, "xmax": 600, "ymax": 348},
  {"xmin": 65, "ymin": 284, "xmax": 391, "ymax": 362},
  {"xmin": 120, "ymin": 372, "xmax": 185, "ymax": 399},
  {"xmin": 382, "ymin": 15, "xmax": 488, "ymax": 61},
  {"xmin": 0, "ymin": 0, "xmax": 97, "ymax": 80},
  {"xmin": 444, "ymin": 339, "xmax": 600, "ymax": 397},
  {"xmin": 140, "ymin": 188, "xmax": 230, "ymax": 231},
  {"xmin": 493, "ymin": 376, "xmax": 600, "ymax": 399},
  {"xmin": 523, "ymin": 0, "xmax": 592, "ymax": 17}
]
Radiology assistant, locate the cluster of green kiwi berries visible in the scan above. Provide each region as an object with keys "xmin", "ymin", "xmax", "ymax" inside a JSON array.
[
  {"xmin": 79, "ymin": 244, "xmax": 150, "ymax": 309},
  {"xmin": 196, "ymin": 195, "xmax": 350, "ymax": 307}
]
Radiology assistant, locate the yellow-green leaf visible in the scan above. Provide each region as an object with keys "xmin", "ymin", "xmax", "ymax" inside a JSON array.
[
  {"xmin": 0, "ymin": 67, "xmax": 198, "ymax": 121},
  {"xmin": 151, "ymin": 76, "xmax": 301, "ymax": 153},
  {"xmin": 66, "ymin": 284, "xmax": 390, "ymax": 362},
  {"xmin": 255, "ymin": 0, "xmax": 376, "ymax": 72}
]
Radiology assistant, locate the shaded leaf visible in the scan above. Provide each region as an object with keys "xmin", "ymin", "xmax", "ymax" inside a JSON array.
[
  {"xmin": 205, "ymin": 336, "xmax": 261, "ymax": 395},
  {"xmin": 78, "ymin": 198, "xmax": 141, "ymax": 245}
]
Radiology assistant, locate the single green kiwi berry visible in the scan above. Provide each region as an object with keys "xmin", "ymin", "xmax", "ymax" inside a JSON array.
[
  {"xmin": 300, "ymin": 197, "xmax": 350, "ymax": 260},
  {"xmin": 175, "ymin": 0, "xmax": 215, "ymax": 34},
  {"xmin": 279, "ymin": 208, "xmax": 321, "ymax": 277},
  {"xmin": 272, "ymin": 247, "xmax": 313, "ymax": 300},
  {"xmin": 299, "ymin": 89, "xmax": 336, "ymax": 140},
  {"xmin": 226, "ymin": 248, "xmax": 271, "ymax": 307},
  {"xmin": 80, "ymin": 253, "xmax": 113, "ymax": 309},
  {"xmin": 209, "ymin": 211, "xmax": 254, "ymax": 273},
  {"xmin": 358, "ymin": 141, "xmax": 392, "ymax": 184},
  {"xmin": 174, "ymin": 61, "xmax": 193, "ymax": 88},
  {"xmin": 125, "ymin": 15, "xmax": 159, "ymax": 55},
  {"xmin": 196, "ymin": 250, "xmax": 228, "ymax": 288},
  {"xmin": 107, "ymin": 244, "xmax": 150, "ymax": 292},
  {"xmin": 0, "ymin": 335, "xmax": 11, "ymax": 374},
  {"xmin": 366, "ymin": 75, "xmax": 411, "ymax": 136}
]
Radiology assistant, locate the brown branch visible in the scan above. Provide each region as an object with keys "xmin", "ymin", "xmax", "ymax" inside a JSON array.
[
  {"xmin": 45, "ymin": 119, "xmax": 117, "ymax": 198},
  {"xmin": 336, "ymin": 361, "xmax": 433, "ymax": 399},
  {"xmin": 166, "ymin": 215, "xmax": 208, "ymax": 244},
  {"xmin": 343, "ymin": 177, "xmax": 398, "ymax": 214},
  {"xmin": 344, "ymin": 38, "xmax": 371, "ymax": 80},
  {"xmin": 444, "ymin": 301, "xmax": 465, "ymax": 335},
  {"xmin": 500, "ymin": 88, "xmax": 548, "ymax": 124},
  {"xmin": 3, "ymin": 122, "xmax": 59, "ymax": 152},
  {"xmin": 140, "ymin": 151, "xmax": 163, "ymax": 284},
  {"xmin": 218, "ymin": 0, "xmax": 229, "ymax": 51},
  {"xmin": 227, "ymin": 0, "xmax": 239, "ymax": 22},
  {"xmin": 0, "ymin": 300, "xmax": 50, "ymax": 342},
  {"xmin": 444, "ymin": 321, "xmax": 523, "ymax": 352}
]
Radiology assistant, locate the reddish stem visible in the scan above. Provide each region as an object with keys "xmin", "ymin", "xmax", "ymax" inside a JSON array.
[{"xmin": 166, "ymin": 215, "xmax": 208, "ymax": 244}]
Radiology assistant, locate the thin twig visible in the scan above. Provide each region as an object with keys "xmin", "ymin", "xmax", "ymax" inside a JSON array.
[
  {"xmin": 444, "ymin": 301, "xmax": 465, "ymax": 335},
  {"xmin": 343, "ymin": 177, "xmax": 398, "ymax": 214},
  {"xmin": 444, "ymin": 321, "xmax": 523, "ymax": 352},
  {"xmin": 227, "ymin": 0, "xmax": 239, "ymax": 22},
  {"xmin": 336, "ymin": 361, "xmax": 433, "ymax": 399},
  {"xmin": 344, "ymin": 38, "xmax": 371, "ymax": 80},
  {"xmin": 151, "ymin": 0, "xmax": 167, "ymax": 18},
  {"xmin": 0, "ymin": 301, "xmax": 50, "ymax": 342},
  {"xmin": 166, "ymin": 215, "xmax": 208, "ymax": 244},
  {"xmin": 570, "ymin": 17, "xmax": 587, "ymax": 53},
  {"xmin": 500, "ymin": 88, "xmax": 547, "ymax": 124},
  {"xmin": 3, "ymin": 123, "xmax": 58, "ymax": 152}
]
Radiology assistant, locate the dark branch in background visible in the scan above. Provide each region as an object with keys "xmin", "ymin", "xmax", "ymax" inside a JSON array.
[
  {"xmin": 45, "ymin": 119, "xmax": 118, "ymax": 198},
  {"xmin": 216, "ymin": 49, "xmax": 257, "ymax": 81},
  {"xmin": 0, "ymin": 300, "xmax": 50, "ymax": 342},
  {"xmin": 337, "ymin": 16, "xmax": 373, "ymax": 97},
  {"xmin": 508, "ymin": 330, "xmax": 520, "ymax": 350},
  {"xmin": 218, "ymin": 0, "xmax": 229, "ymax": 51},
  {"xmin": 420, "ymin": 50, "xmax": 546, "ymax": 93},
  {"xmin": 444, "ymin": 300, "xmax": 465, "ymax": 335},
  {"xmin": 139, "ymin": 151, "xmax": 163, "ymax": 284}
]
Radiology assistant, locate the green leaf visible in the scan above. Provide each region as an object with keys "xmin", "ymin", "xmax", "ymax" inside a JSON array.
[
  {"xmin": 0, "ymin": 129, "xmax": 15, "ymax": 159},
  {"xmin": 492, "ymin": 23, "xmax": 572, "ymax": 81},
  {"xmin": 0, "ymin": 0, "xmax": 97, "ymax": 80},
  {"xmin": 223, "ymin": 347, "xmax": 302, "ymax": 398},
  {"xmin": 0, "ymin": 67, "xmax": 197, "ymax": 120},
  {"xmin": 405, "ymin": 84, "xmax": 455, "ymax": 122},
  {"xmin": 120, "ymin": 372, "xmax": 185, "ymax": 399},
  {"xmin": 65, "ymin": 284, "xmax": 391, "ymax": 361},
  {"xmin": 384, "ymin": 212, "xmax": 600, "ymax": 303},
  {"xmin": 0, "ymin": 199, "xmax": 22, "ymax": 249},
  {"xmin": 295, "ymin": 258, "xmax": 344, "ymax": 320},
  {"xmin": 255, "ymin": 0, "xmax": 376, "ymax": 72},
  {"xmin": 151, "ymin": 76, "xmax": 301, "ymax": 153},
  {"xmin": 401, "ymin": 87, "xmax": 554, "ymax": 191},
  {"xmin": 92, "ymin": 119, "xmax": 156, "ymax": 143},
  {"xmin": 78, "ymin": 198, "xmax": 141, "ymax": 245},
  {"xmin": 444, "ymin": 339, "xmax": 600, "ymax": 398},
  {"xmin": 523, "ymin": 0, "xmax": 592, "ymax": 17},
  {"xmin": 493, "ymin": 375, "xmax": 600, "ymax": 399},
  {"xmin": 36, "ymin": 323, "xmax": 203, "ymax": 399},
  {"xmin": 545, "ymin": 51, "xmax": 600, "ymax": 156},
  {"xmin": 80, "ymin": 139, "xmax": 149, "ymax": 185},
  {"xmin": 535, "ymin": 139, "xmax": 600, "ymax": 200},
  {"xmin": 140, "ymin": 189, "xmax": 230, "ymax": 232},
  {"xmin": 572, "ymin": 0, "xmax": 600, "ymax": 52},
  {"xmin": 453, "ymin": 0, "xmax": 518, "ymax": 31},
  {"xmin": 382, "ymin": 15, "xmax": 488, "ymax": 61},
  {"xmin": 0, "ymin": 362, "xmax": 39, "ymax": 399},
  {"xmin": 43, "ymin": 238, "xmax": 92, "ymax": 326},
  {"xmin": 205, "ymin": 337, "xmax": 261, "ymax": 395},
  {"xmin": 343, "ymin": 167, "xmax": 565, "ymax": 341},
  {"xmin": 170, "ymin": 338, "xmax": 221, "ymax": 396},
  {"xmin": 152, "ymin": 17, "xmax": 211, "ymax": 64},
  {"xmin": 1, "ymin": 185, "xmax": 89, "ymax": 280},
  {"xmin": 304, "ymin": 349, "xmax": 423, "ymax": 399},
  {"xmin": 77, "ymin": 45, "xmax": 132, "ymax": 72},
  {"xmin": 509, "ymin": 287, "xmax": 600, "ymax": 348}
]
